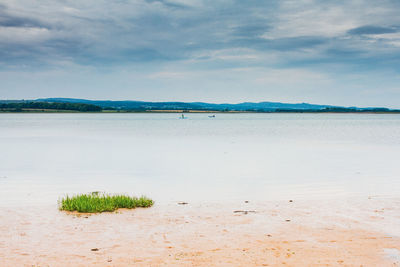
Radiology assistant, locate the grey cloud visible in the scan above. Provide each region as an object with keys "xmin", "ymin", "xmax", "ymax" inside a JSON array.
[
  {"xmin": 232, "ymin": 24, "xmax": 270, "ymax": 38},
  {"xmin": 0, "ymin": 8, "xmax": 51, "ymax": 29},
  {"xmin": 145, "ymin": 0, "xmax": 191, "ymax": 9},
  {"xmin": 0, "ymin": 0, "xmax": 400, "ymax": 72},
  {"xmin": 0, "ymin": 16, "xmax": 47, "ymax": 29},
  {"xmin": 0, "ymin": 1, "xmax": 283, "ymax": 67},
  {"xmin": 264, "ymin": 36, "xmax": 327, "ymax": 51},
  {"xmin": 77, "ymin": 48, "xmax": 176, "ymax": 66},
  {"xmin": 347, "ymin": 25, "xmax": 398, "ymax": 35},
  {"xmin": 232, "ymin": 36, "xmax": 327, "ymax": 52},
  {"xmin": 325, "ymin": 48, "xmax": 364, "ymax": 57}
]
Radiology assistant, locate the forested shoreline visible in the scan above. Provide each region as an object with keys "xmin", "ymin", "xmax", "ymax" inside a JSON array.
[{"xmin": 0, "ymin": 102, "xmax": 102, "ymax": 112}]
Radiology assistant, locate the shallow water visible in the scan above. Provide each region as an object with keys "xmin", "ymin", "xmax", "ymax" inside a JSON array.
[{"xmin": 1, "ymin": 113, "xmax": 400, "ymax": 206}]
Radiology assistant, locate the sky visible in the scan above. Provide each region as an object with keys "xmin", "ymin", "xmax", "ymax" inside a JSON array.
[{"xmin": 1, "ymin": 0, "xmax": 400, "ymax": 107}]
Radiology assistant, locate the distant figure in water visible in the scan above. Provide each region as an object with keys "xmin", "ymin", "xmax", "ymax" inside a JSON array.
[
  {"xmin": 208, "ymin": 114, "xmax": 216, "ymax": 118},
  {"xmin": 181, "ymin": 114, "xmax": 185, "ymax": 119}
]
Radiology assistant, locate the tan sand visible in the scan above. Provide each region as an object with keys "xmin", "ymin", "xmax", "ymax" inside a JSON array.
[{"xmin": 1, "ymin": 197, "xmax": 399, "ymax": 266}]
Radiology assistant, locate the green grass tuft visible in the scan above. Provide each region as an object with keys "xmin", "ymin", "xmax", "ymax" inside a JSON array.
[{"xmin": 59, "ymin": 192, "xmax": 154, "ymax": 213}]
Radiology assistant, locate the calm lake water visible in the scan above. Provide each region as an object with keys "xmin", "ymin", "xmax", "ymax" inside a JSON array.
[{"xmin": 1, "ymin": 113, "xmax": 400, "ymax": 206}]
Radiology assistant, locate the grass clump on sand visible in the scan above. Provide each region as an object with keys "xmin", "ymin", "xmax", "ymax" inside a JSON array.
[{"xmin": 59, "ymin": 192, "xmax": 154, "ymax": 213}]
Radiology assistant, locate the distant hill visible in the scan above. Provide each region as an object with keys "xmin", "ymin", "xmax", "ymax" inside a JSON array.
[
  {"xmin": 35, "ymin": 98, "xmax": 339, "ymax": 111},
  {"xmin": 0, "ymin": 98, "xmax": 398, "ymax": 113},
  {"xmin": 35, "ymin": 98, "xmax": 396, "ymax": 112}
]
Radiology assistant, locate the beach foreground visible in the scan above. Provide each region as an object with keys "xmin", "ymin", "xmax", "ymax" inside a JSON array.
[{"xmin": 1, "ymin": 197, "xmax": 399, "ymax": 267}]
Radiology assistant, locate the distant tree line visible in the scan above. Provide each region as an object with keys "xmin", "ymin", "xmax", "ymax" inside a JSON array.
[{"xmin": 0, "ymin": 102, "xmax": 102, "ymax": 112}]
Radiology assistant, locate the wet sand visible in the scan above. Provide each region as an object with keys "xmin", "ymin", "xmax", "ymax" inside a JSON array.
[{"xmin": 1, "ymin": 197, "xmax": 400, "ymax": 266}]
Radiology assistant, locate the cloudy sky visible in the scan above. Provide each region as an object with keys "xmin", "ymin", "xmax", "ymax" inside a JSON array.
[{"xmin": 1, "ymin": 0, "xmax": 400, "ymax": 107}]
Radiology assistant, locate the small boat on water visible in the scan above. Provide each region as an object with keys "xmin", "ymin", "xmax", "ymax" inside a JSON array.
[{"xmin": 208, "ymin": 115, "xmax": 216, "ymax": 118}]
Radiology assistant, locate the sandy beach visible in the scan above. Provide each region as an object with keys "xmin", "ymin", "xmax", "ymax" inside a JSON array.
[{"xmin": 1, "ymin": 196, "xmax": 399, "ymax": 266}]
